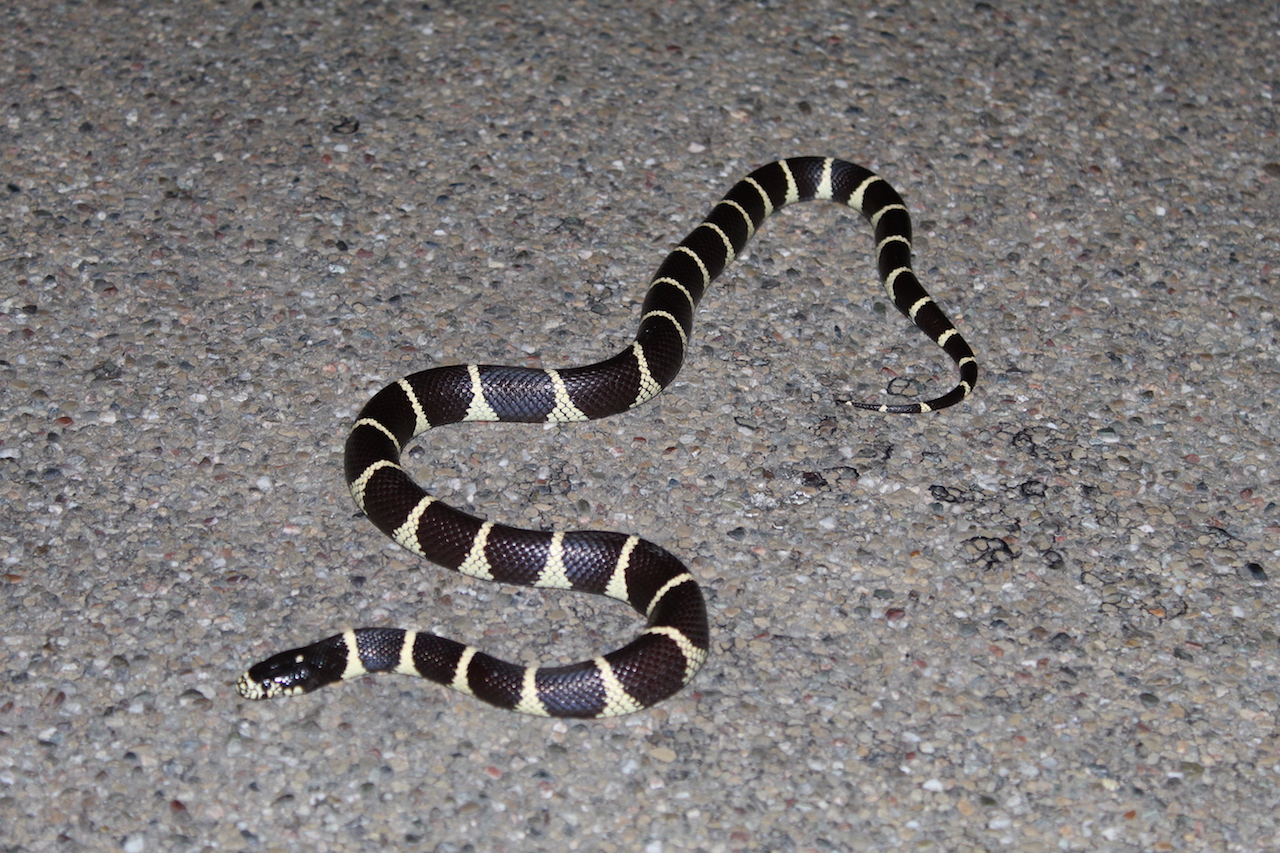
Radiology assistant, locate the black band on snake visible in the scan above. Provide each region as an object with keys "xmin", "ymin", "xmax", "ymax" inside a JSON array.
[{"xmin": 237, "ymin": 157, "xmax": 978, "ymax": 718}]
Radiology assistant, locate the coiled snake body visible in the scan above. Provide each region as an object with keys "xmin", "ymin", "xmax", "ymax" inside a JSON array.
[{"xmin": 237, "ymin": 157, "xmax": 978, "ymax": 717}]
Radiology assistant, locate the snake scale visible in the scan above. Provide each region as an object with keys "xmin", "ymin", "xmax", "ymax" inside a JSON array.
[{"xmin": 237, "ymin": 157, "xmax": 978, "ymax": 717}]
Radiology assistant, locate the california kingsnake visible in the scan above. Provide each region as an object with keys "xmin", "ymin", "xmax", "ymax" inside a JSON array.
[{"xmin": 237, "ymin": 157, "xmax": 978, "ymax": 717}]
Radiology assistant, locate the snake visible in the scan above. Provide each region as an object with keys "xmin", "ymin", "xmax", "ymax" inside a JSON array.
[{"xmin": 236, "ymin": 157, "xmax": 978, "ymax": 718}]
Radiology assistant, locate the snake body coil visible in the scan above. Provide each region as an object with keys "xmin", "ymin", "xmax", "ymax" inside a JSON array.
[{"xmin": 238, "ymin": 157, "xmax": 977, "ymax": 717}]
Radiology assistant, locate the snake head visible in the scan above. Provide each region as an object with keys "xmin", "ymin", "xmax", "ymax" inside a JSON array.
[{"xmin": 237, "ymin": 635, "xmax": 349, "ymax": 699}]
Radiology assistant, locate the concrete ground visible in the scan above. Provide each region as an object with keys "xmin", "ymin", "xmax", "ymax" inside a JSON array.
[{"xmin": 2, "ymin": 0, "xmax": 1278, "ymax": 850}]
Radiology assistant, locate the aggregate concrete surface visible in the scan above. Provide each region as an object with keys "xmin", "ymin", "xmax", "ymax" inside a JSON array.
[{"xmin": 2, "ymin": 1, "xmax": 1278, "ymax": 851}]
